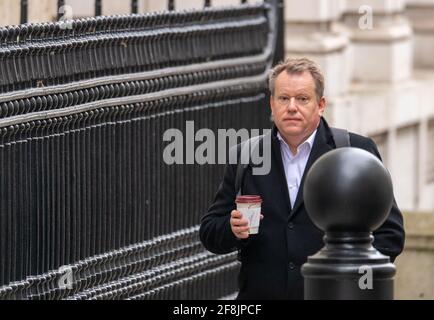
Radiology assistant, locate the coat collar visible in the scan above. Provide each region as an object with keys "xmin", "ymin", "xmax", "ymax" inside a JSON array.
[{"xmin": 271, "ymin": 117, "xmax": 335, "ymax": 220}]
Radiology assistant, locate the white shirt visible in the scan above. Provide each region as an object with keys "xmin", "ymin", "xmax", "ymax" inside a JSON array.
[{"xmin": 277, "ymin": 129, "xmax": 317, "ymax": 209}]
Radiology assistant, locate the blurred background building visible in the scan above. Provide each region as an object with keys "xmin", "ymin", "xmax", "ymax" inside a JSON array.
[
  {"xmin": 0, "ymin": 0, "xmax": 433, "ymax": 299},
  {"xmin": 282, "ymin": 0, "xmax": 434, "ymax": 300}
]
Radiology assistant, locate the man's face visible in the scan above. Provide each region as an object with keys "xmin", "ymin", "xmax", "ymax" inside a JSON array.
[{"xmin": 270, "ymin": 71, "xmax": 326, "ymax": 142}]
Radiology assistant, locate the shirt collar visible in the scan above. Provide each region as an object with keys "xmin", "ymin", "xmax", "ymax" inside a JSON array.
[{"xmin": 277, "ymin": 129, "xmax": 317, "ymax": 155}]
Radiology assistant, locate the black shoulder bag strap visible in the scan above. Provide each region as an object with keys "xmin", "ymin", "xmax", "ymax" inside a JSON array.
[
  {"xmin": 234, "ymin": 135, "xmax": 264, "ymax": 196},
  {"xmin": 330, "ymin": 127, "xmax": 351, "ymax": 148}
]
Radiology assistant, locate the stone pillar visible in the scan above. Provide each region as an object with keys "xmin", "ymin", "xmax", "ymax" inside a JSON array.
[
  {"xmin": 284, "ymin": 0, "xmax": 350, "ymax": 99},
  {"xmin": 0, "ymin": 0, "xmax": 21, "ymax": 26},
  {"xmin": 212, "ymin": 0, "xmax": 247, "ymax": 6},
  {"xmin": 174, "ymin": 0, "xmax": 204, "ymax": 10},
  {"xmin": 28, "ymin": 0, "xmax": 57, "ymax": 23},
  {"xmin": 102, "ymin": 0, "xmax": 131, "ymax": 15},
  {"xmin": 406, "ymin": 0, "xmax": 434, "ymax": 68},
  {"xmin": 142, "ymin": 0, "xmax": 168, "ymax": 12},
  {"xmin": 65, "ymin": 0, "xmax": 95, "ymax": 18},
  {"xmin": 418, "ymin": 119, "xmax": 429, "ymax": 211},
  {"xmin": 342, "ymin": 0, "xmax": 413, "ymax": 83}
]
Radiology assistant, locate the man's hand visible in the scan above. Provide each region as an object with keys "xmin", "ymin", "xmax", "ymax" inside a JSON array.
[{"xmin": 230, "ymin": 210, "xmax": 264, "ymax": 239}]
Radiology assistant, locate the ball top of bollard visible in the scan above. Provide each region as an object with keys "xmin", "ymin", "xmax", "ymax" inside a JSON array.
[{"xmin": 303, "ymin": 147, "xmax": 393, "ymax": 233}]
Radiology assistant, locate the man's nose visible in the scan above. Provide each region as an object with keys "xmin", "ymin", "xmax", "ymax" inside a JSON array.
[{"xmin": 287, "ymin": 97, "xmax": 297, "ymax": 112}]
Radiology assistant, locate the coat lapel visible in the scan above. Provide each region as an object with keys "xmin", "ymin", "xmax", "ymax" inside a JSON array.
[
  {"xmin": 288, "ymin": 118, "xmax": 334, "ymax": 220},
  {"xmin": 270, "ymin": 126, "xmax": 293, "ymax": 214}
]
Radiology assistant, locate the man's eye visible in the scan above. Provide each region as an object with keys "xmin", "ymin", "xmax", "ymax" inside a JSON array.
[
  {"xmin": 296, "ymin": 96, "xmax": 309, "ymax": 103},
  {"xmin": 279, "ymin": 96, "xmax": 289, "ymax": 102}
]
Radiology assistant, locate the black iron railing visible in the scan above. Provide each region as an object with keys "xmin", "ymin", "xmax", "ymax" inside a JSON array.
[
  {"xmin": 0, "ymin": 2, "xmax": 282, "ymax": 300},
  {"xmin": 17, "ymin": 0, "xmax": 270, "ymax": 23}
]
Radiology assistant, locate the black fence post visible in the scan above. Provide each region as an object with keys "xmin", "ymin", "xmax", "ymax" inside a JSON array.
[
  {"xmin": 20, "ymin": 0, "xmax": 28, "ymax": 24},
  {"xmin": 302, "ymin": 148, "xmax": 396, "ymax": 300},
  {"xmin": 168, "ymin": 0, "xmax": 175, "ymax": 11},
  {"xmin": 57, "ymin": 0, "xmax": 65, "ymax": 21},
  {"xmin": 265, "ymin": 0, "xmax": 284, "ymax": 65},
  {"xmin": 95, "ymin": 0, "xmax": 102, "ymax": 16},
  {"xmin": 275, "ymin": 0, "xmax": 285, "ymax": 64},
  {"xmin": 131, "ymin": 0, "xmax": 138, "ymax": 14}
]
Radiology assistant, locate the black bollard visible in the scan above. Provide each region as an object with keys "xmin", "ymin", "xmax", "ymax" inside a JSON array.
[{"xmin": 302, "ymin": 147, "xmax": 396, "ymax": 300}]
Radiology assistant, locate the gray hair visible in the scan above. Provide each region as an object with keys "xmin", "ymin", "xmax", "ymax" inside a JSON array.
[{"xmin": 268, "ymin": 57, "xmax": 325, "ymax": 102}]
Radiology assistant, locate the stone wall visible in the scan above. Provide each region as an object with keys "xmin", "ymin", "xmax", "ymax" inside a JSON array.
[
  {"xmin": 395, "ymin": 212, "xmax": 434, "ymax": 299},
  {"xmin": 284, "ymin": 0, "xmax": 434, "ymax": 213}
]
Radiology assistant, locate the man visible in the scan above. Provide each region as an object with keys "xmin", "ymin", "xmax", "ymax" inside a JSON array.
[{"xmin": 199, "ymin": 58, "xmax": 405, "ymax": 300}]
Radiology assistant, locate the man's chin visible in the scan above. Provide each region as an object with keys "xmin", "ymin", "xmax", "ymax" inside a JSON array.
[{"xmin": 280, "ymin": 128, "xmax": 303, "ymax": 137}]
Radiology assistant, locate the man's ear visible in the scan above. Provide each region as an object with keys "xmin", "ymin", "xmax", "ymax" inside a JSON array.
[
  {"xmin": 318, "ymin": 97, "xmax": 326, "ymax": 116},
  {"xmin": 269, "ymin": 94, "xmax": 274, "ymax": 113}
]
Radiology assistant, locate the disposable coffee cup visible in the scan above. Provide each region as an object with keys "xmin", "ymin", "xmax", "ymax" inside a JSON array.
[{"xmin": 235, "ymin": 195, "xmax": 262, "ymax": 234}]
